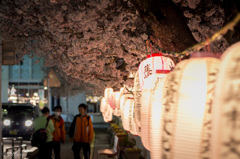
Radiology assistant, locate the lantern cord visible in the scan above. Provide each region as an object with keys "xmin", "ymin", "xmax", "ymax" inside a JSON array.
[
  {"xmin": 148, "ymin": 13, "xmax": 240, "ymax": 57},
  {"xmin": 124, "ymin": 86, "xmax": 134, "ymax": 96}
]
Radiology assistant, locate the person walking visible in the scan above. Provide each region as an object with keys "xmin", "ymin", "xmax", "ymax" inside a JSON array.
[
  {"xmin": 50, "ymin": 105, "xmax": 66, "ymax": 159},
  {"xmin": 69, "ymin": 103, "xmax": 94, "ymax": 159},
  {"xmin": 34, "ymin": 107, "xmax": 55, "ymax": 159}
]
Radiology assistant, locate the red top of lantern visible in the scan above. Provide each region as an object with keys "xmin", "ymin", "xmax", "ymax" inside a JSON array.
[{"xmin": 147, "ymin": 53, "xmax": 163, "ymax": 58}]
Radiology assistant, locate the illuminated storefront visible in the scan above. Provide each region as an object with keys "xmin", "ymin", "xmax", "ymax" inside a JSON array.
[{"xmin": 6, "ymin": 55, "xmax": 47, "ymax": 108}]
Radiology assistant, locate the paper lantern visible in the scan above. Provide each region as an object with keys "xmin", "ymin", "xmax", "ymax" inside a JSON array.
[
  {"xmin": 161, "ymin": 57, "xmax": 220, "ymax": 159},
  {"xmin": 113, "ymin": 92, "xmax": 121, "ymax": 116},
  {"xmin": 138, "ymin": 53, "xmax": 175, "ymax": 89},
  {"xmin": 140, "ymin": 75, "xmax": 155, "ymax": 150},
  {"xmin": 100, "ymin": 97, "xmax": 107, "ymax": 113},
  {"xmin": 115, "ymin": 87, "xmax": 128, "ymax": 111},
  {"xmin": 129, "ymin": 99, "xmax": 140, "ymax": 136},
  {"xmin": 134, "ymin": 70, "xmax": 142, "ymax": 127},
  {"xmin": 129, "ymin": 98, "xmax": 135, "ymax": 134},
  {"xmin": 114, "ymin": 91, "xmax": 121, "ymax": 109},
  {"xmin": 137, "ymin": 54, "xmax": 175, "ymax": 150},
  {"xmin": 120, "ymin": 94, "xmax": 133, "ymax": 113},
  {"xmin": 150, "ymin": 77, "xmax": 166, "ymax": 159},
  {"xmin": 120, "ymin": 98, "xmax": 130, "ymax": 131},
  {"xmin": 109, "ymin": 92, "xmax": 116, "ymax": 109},
  {"xmin": 211, "ymin": 42, "xmax": 240, "ymax": 159},
  {"xmin": 104, "ymin": 88, "xmax": 113, "ymax": 104},
  {"xmin": 123, "ymin": 98, "xmax": 132, "ymax": 131},
  {"xmin": 141, "ymin": 74, "xmax": 164, "ymax": 150},
  {"xmin": 103, "ymin": 104, "xmax": 113, "ymax": 122}
]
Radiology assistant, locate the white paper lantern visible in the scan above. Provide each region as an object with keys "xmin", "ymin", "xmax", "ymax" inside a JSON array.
[
  {"xmin": 113, "ymin": 93, "xmax": 121, "ymax": 116},
  {"xmin": 138, "ymin": 53, "xmax": 175, "ymax": 149},
  {"xmin": 114, "ymin": 92, "xmax": 121, "ymax": 110},
  {"xmin": 129, "ymin": 98, "xmax": 135, "ymax": 134},
  {"xmin": 103, "ymin": 104, "xmax": 113, "ymax": 122},
  {"xmin": 109, "ymin": 92, "xmax": 116, "ymax": 109},
  {"xmin": 135, "ymin": 122, "xmax": 141, "ymax": 137},
  {"xmin": 138, "ymin": 53, "xmax": 175, "ymax": 89},
  {"xmin": 161, "ymin": 57, "xmax": 219, "ymax": 159},
  {"xmin": 104, "ymin": 88, "xmax": 113, "ymax": 105},
  {"xmin": 100, "ymin": 97, "xmax": 107, "ymax": 113},
  {"xmin": 150, "ymin": 77, "xmax": 166, "ymax": 159},
  {"xmin": 122, "ymin": 98, "xmax": 133, "ymax": 132},
  {"xmin": 140, "ymin": 75, "xmax": 155, "ymax": 150},
  {"xmin": 141, "ymin": 74, "xmax": 164, "ymax": 150},
  {"xmin": 120, "ymin": 94, "xmax": 133, "ymax": 113},
  {"xmin": 211, "ymin": 42, "xmax": 240, "ymax": 159},
  {"xmin": 129, "ymin": 99, "xmax": 140, "ymax": 136},
  {"xmin": 134, "ymin": 70, "xmax": 142, "ymax": 127}
]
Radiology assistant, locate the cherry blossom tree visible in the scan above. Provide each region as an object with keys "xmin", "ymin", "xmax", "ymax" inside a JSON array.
[{"xmin": 0, "ymin": 0, "xmax": 239, "ymax": 95}]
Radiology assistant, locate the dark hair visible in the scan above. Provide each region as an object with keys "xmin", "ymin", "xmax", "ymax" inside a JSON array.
[
  {"xmin": 78, "ymin": 103, "xmax": 87, "ymax": 109},
  {"xmin": 54, "ymin": 105, "xmax": 62, "ymax": 111},
  {"xmin": 41, "ymin": 107, "xmax": 50, "ymax": 114}
]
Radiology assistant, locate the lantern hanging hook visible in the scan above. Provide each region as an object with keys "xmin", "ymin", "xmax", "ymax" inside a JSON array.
[
  {"xmin": 146, "ymin": 40, "xmax": 150, "ymax": 55},
  {"xmin": 150, "ymin": 42, "xmax": 153, "ymax": 56}
]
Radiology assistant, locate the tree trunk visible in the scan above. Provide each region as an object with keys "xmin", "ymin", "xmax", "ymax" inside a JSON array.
[{"xmin": 130, "ymin": 0, "xmax": 197, "ymax": 53}]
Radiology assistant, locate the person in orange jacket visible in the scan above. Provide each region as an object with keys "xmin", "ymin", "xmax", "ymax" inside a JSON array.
[
  {"xmin": 69, "ymin": 103, "xmax": 94, "ymax": 159},
  {"xmin": 50, "ymin": 106, "xmax": 66, "ymax": 159}
]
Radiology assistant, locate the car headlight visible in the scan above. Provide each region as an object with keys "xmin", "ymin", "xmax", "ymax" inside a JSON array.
[
  {"xmin": 3, "ymin": 119, "xmax": 11, "ymax": 126},
  {"xmin": 25, "ymin": 120, "xmax": 33, "ymax": 127}
]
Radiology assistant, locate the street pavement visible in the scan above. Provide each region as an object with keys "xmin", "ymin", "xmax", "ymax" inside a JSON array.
[
  {"xmin": 60, "ymin": 123, "xmax": 110, "ymax": 159},
  {"xmin": 2, "ymin": 122, "xmax": 111, "ymax": 159}
]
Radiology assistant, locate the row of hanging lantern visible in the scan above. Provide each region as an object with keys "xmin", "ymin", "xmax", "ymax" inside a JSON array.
[{"xmin": 100, "ymin": 42, "xmax": 240, "ymax": 159}]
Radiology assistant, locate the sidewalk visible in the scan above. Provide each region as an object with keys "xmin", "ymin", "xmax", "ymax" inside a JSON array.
[{"xmin": 61, "ymin": 123, "xmax": 110, "ymax": 159}]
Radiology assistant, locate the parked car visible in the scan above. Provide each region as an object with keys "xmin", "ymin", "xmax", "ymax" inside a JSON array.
[
  {"xmin": 2, "ymin": 103, "xmax": 42, "ymax": 140},
  {"xmin": 2, "ymin": 103, "xmax": 11, "ymax": 117}
]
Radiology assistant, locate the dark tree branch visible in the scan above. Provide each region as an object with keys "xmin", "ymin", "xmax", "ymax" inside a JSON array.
[{"xmin": 129, "ymin": 0, "xmax": 197, "ymax": 52}]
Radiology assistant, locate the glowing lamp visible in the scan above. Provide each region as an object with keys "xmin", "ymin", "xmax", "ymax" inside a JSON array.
[
  {"xmin": 211, "ymin": 42, "xmax": 240, "ymax": 159},
  {"xmin": 100, "ymin": 97, "xmax": 107, "ymax": 113},
  {"xmin": 140, "ymin": 75, "xmax": 155, "ymax": 150},
  {"xmin": 104, "ymin": 88, "xmax": 113, "ymax": 105},
  {"xmin": 138, "ymin": 54, "xmax": 174, "ymax": 150},
  {"xmin": 141, "ymin": 74, "xmax": 164, "ymax": 150},
  {"xmin": 120, "ymin": 94, "xmax": 133, "ymax": 113},
  {"xmin": 150, "ymin": 77, "xmax": 166, "ymax": 159},
  {"xmin": 134, "ymin": 70, "xmax": 142, "ymax": 127},
  {"xmin": 114, "ymin": 92, "xmax": 121, "ymax": 110},
  {"xmin": 128, "ymin": 98, "xmax": 135, "ymax": 134},
  {"xmin": 113, "ymin": 92, "xmax": 121, "ymax": 117},
  {"xmin": 115, "ymin": 88, "xmax": 124, "ymax": 110},
  {"xmin": 138, "ymin": 53, "xmax": 175, "ymax": 89},
  {"xmin": 103, "ymin": 104, "xmax": 113, "ymax": 123},
  {"xmin": 161, "ymin": 57, "xmax": 220, "ymax": 158},
  {"xmin": 129, "ymin": 99, "xmax": 140, "ymax": 136},
  {"xmin": 122, "ymin": 98, "xmax": 133, "ymax": 132},
  {"xmin": 109, "ymin": 92, "xmax": 116, "ymax": 109}
]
